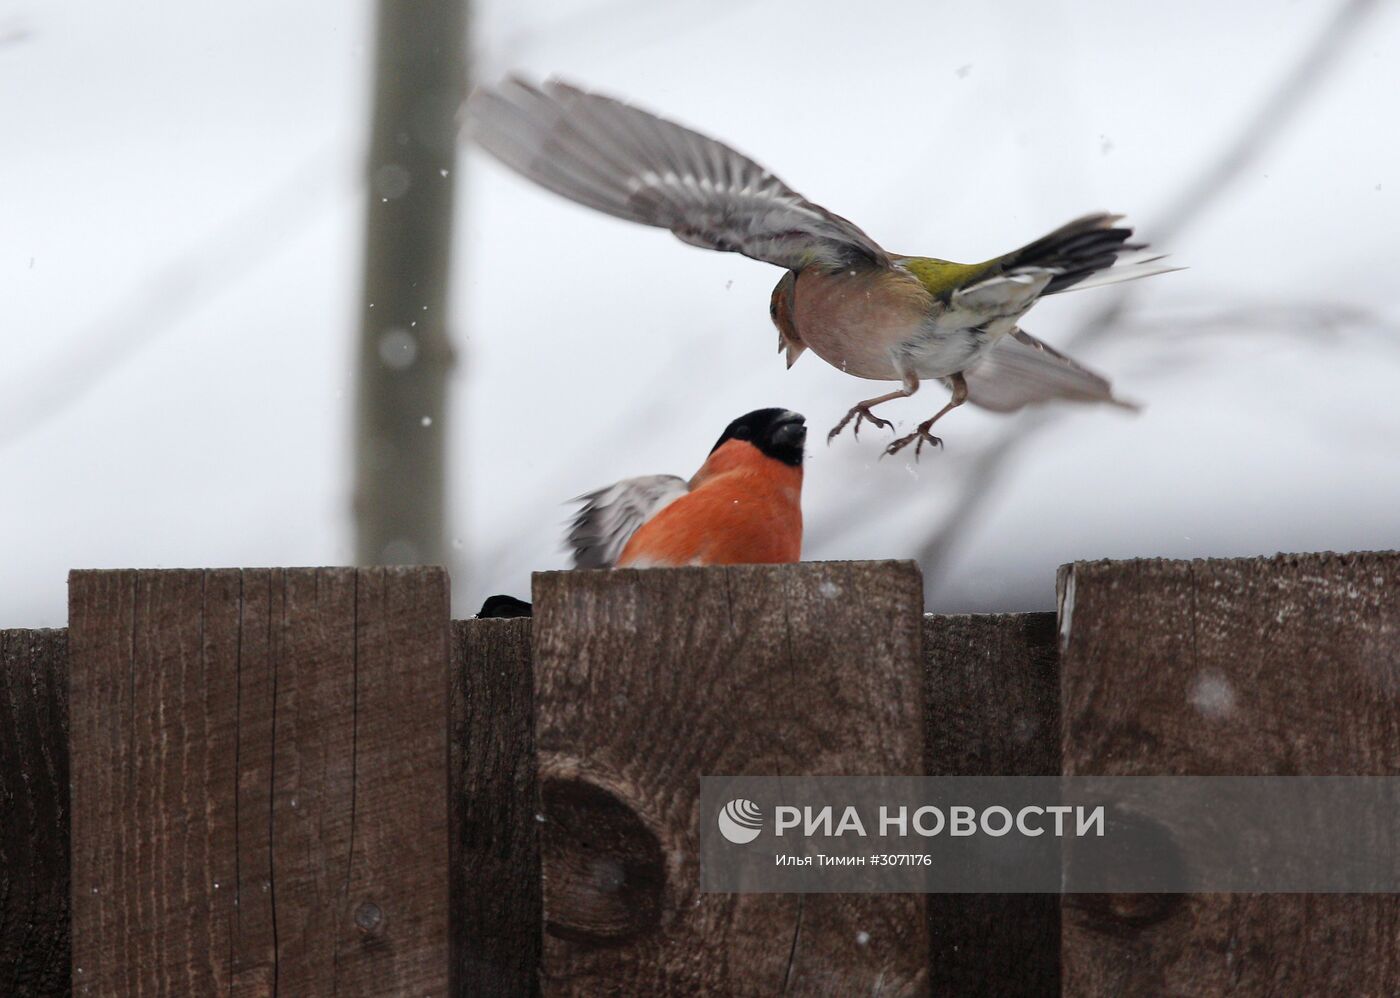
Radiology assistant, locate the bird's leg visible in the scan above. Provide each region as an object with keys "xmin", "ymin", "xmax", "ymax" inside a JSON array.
[
  {"xmin": 885, "ymin": 373, "xmax": 968, "ymax": 458},
  {"xmin": 827, "ymin": 373, "xmax": 920, "ymax": 444}
]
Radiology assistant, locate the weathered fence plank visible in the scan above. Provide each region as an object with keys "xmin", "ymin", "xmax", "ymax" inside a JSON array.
[
  {"xmin": 0, "ymin": 628, "xmax": 70, "ymax": 997},
  {"xmin": 923, "ymin": 612, "xmax": 1060, "ymax": 997},
  {"xmin": 453, "ymin": 617, "xmax": 540, "ymax": 997},
  {"xmin": 4, "ymin": 552, "xmax": 1386, "ymax": 996},
  {"xmin": 68, "ymin": 567, "xmax": 451, "ymax": 997},
  {"xmin": 532, "ymin": 562, "xmax": 929, "ymax": 996},
  {"xmin": 1058, "ymin": 553, "xmax": 1400, "ymax": 997}
]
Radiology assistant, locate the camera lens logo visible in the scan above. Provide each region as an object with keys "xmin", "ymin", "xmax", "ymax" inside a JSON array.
[{"xmin": 717, "ymin": 798, "xmax": 764, "ymax": 844}]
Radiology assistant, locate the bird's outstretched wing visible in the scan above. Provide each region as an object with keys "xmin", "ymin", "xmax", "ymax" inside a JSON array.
[
  {"xmin": 566, "ymin": 474, "xmax": 690, "ymax": 569},
  {"xmin": 960, "ymin": 329, "xmax": 1140, "ymax": 413},
  {"xmin": 467, "ymin": 77, "xmax": 887, "ymax": 271}
]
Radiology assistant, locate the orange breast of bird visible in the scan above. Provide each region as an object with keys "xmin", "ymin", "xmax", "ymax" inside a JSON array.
[{"xmin": 616, "ymin": 440, "xmax": 803, "ymax": 568}]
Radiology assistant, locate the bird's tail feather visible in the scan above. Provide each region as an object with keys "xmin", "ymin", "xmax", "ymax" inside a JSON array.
[
  {"xmin": 1049, "ymin": 250, "xmax": 1183, "ymax": 293},
  {"xmin": 1002, "ymin": 213, "xmax": 1176, "ymax": 295}
]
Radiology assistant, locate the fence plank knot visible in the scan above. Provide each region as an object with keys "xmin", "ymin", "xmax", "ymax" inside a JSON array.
[{"xmin": 531, "ymin": 561, "xmax": 929, "ymax": 996}]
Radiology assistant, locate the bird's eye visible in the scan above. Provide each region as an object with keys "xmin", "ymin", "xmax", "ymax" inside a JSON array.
[{"xmin": 731, "ymin": 426, "xmax": 751, "ymax": 439}]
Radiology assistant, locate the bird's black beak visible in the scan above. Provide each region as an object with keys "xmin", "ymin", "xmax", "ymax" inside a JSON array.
[
  {"xmin": 771, "ymin": 411, "xmax": 806, "ymax": 448},
  {"xmin": 767, "ymin": 410, "xmax": 807, "ymax": 465}
]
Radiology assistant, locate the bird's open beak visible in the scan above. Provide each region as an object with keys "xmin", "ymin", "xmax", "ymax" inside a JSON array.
[{"xmin": 771, "ymin": 411, "xmax": 807, "ymax": 449}]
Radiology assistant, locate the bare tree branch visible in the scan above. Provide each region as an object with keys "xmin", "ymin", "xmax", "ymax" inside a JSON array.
[{"xmin": 911, "ymin": 0, "xmax": 1384, "ymax": 586}]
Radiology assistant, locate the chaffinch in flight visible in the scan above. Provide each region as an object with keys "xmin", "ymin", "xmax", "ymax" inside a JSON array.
[
  {"xmin": 468, "ymin": 79, "xmax": 1178, "ymax": 456},
  {"xmin": 568, "ymin": 408, "xmax": 805, "ymax": 568}
]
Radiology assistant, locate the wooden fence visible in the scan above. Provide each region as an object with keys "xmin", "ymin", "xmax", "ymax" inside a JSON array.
[{"xmin": 0, "ymin": 552, "xmax": 1397, "ymax": 996}]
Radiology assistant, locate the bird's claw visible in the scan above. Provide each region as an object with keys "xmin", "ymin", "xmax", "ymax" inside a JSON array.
[
  {"xmin": 883, "ymin": 429, "xmax": 944, "ymax": 459},
  {"xmin": 852, "ymin": 410, "xmax": 894, "ymax": 440},
  {"xmin": 827, "ymin": 406, "xmax": 894, "ymax": 444}
]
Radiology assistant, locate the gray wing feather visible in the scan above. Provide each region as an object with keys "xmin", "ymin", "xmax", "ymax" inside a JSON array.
[
  {"xmin": 961, "ymin": 330, "xmax": 1140, "ymax": 413},
  {"xmin": 467, "ymin": 77, "xmax": 887, "ymax": 270},
  {"xmin": 566, "ymin": 474, "xmax": 690, "ymax": 569}
]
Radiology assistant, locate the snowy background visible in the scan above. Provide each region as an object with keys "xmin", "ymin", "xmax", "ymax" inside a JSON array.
[{"xmin": 3, "ymin": 0, "xmax": 1397, "ymax": 627}]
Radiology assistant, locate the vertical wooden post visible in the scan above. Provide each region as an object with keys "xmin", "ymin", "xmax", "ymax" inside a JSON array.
[
  {"xmin": 453, "ymin": 617, "xmax": 540, "ymax": 997},
  {"xmin": 923, "ymin": 613, "xmax": 1060, "ymax": 997},
  {"xmin": 0, "ymin": 628, "xmax": 70, "ymax": 996},
  {"xmin": 68, "ymin": 567, "xmax": 452, "ymax": 996},
  {"xmin": 531, "ymin": 561, "xmax": 929, "ymax": 996},
  {"xmin": 1058, "ymin": 553, "xmax": 1400, "ymax": 996}
]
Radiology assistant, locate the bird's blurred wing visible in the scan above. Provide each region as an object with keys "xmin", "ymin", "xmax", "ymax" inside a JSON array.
[
  {"xmin": 567, "ymin": 474, "xmax": 690, "ymax": 569},
  {"xmin": 960, "ymin": 330, "xmax": 1140, "ymax": 413},
  {"xmin": 467, "ymin": 78, "xmax": 887, "ymax": 270}
]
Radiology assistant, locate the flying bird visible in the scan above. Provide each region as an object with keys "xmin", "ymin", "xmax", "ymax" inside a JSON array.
[
  {"xmin": 468, "ymin": 78, "xmax": 1178, "ymax": 456},
  {"xmin": 568, "ymin": 408, "xmax": 805, "ymax": 568}
]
